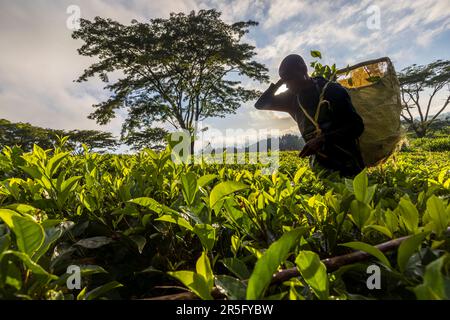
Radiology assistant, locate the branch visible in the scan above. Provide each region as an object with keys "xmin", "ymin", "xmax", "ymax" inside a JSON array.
[
  {"xmin": 429, "ymin": 95, "xmax": 450, "ymax": 123},
  {"xmin": 189, "ymin": 62, "xmax": 206, "ymax": 128},
  {"xmin": 424, "ymin": 86, "xmax": 440, "ymax": 121},
  {"xmin": 130, "ymin": 64, "xmax": 181, "ymax": 125},
  {"xmin": 141, "ymin": 288, "xmax": 225, "ymax": 301},
  {"xmin": 129, "ymin": 46, "xmax": 185, "ymax": 129},
  {"xmin": 401, "ymin": 90, "xmax": 412, "ymax": 105},
  {"xmin": 135, "ymin": 61, "xmax": 183, "ymax": 127},
  {"xmin": 166, "ymin": 117, "xmax": 179, "ymax": 129},
  {"xmin": 198, "ymin": 67, "xmax": 238, "ymax": 116},
  {"xmin": 127, "ymin": 47, "xmax": 174, "ymax": 102},
  {"xmin": 406, "ymin": 90, "xmax": 424, "ymax": 122},
  {"xmin": 274, "ymin": 234, "xmax": 410, "ymax": 283},
  {"xmin": 400, "ymin": 90, "xmax": 415, "ymax": 123},
  {"xmin": 401, "ymin": 104, "xmax": 414, "ymax": 123},
  {"xmin": 140, "ymin": 227, "xmax": 450, "ymax": 300},
  {"xmin": 400, "ymin": 113, "xmax": 412, "ymax": 123},
  {"xmin": 183, "ymin": 99, "xmax": 193, "ymax": 125}
]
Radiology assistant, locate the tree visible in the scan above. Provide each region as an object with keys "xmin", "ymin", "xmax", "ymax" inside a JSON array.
[
  {"xmin": 398, "ymin": 59, "xmax": 450, "ymax": 137},
  {"xmin": 0, "ymin": 119, "xmax": 55, "ymax": 151},
  {"xmin": 121, "ymin": 127, "xmax": 168, "ymax": 151},
  {"xmin": 72, "ymin": 9, "xmax": 269, "ymax": 153},
  {"xmin": 64, "ymin": 130, "xmax": 118, "ymax": 153},
  {"xmin": 279, "ymin": 134, "xmax": 305, "ymax": 151},
  {"xmin": 0, "ymin": 119, "xmax": 118, "ymax": 153}
]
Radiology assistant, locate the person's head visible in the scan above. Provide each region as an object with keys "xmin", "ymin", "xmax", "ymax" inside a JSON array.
[{"xmin": 278, "ymin": 54, "xmax": 310, "ymax": 93}]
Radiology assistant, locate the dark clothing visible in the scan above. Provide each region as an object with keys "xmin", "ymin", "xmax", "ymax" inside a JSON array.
[{"xmin": 254, "ymin": 76, "xmax": 365, "ymax": 177}]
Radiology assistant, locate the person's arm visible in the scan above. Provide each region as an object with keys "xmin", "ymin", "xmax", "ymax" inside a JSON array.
[{"xmin": 254, "ymin": 79, "xmax": 294, "ymax": 113}]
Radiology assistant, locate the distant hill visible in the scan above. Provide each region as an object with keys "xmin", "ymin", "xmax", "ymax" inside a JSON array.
[
  {"xmin": 200, "ymin": 133, "xmax": 305, "ymax": 154},
  {"xmin": 436, "ymin": 112, "xmax": 450, "ymax": 120},
  {"xmin": 401, "ymin": 112, "xmax": 450, "ymax": 123}
]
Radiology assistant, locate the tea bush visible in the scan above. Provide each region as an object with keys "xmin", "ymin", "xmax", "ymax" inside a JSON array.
[{"xmin": 0, "ymin": 143, "xmax": 449, "ymax": 300}]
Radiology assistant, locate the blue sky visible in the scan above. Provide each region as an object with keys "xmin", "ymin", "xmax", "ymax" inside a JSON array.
[{"xmin": 0, "ymin": 0, "xmax": 449, "ymax": 149}]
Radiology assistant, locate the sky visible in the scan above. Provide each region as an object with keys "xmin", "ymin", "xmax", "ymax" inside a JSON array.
[{"xmin": 0, "ymin": 0, "xmax": 449, "ymax": 150}]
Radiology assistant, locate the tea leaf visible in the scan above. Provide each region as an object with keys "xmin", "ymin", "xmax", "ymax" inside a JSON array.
[
  {"xmin": 341, "ymin": 241, "xmax": 391, "ymax": 268},
  {"xmin": 397, "ymin": 232, "xmax": 427, "ymax": 273},
  {"xmin": 246, "ymin": 228, "xmax": 306, "ymax": 299},
  {"xmin": 296, "ymin": 251, "xmax": 329, "ymax": 300},
  {"xmin": 210, "ymin": 181, "xmax": 248, "ymax": 210}
]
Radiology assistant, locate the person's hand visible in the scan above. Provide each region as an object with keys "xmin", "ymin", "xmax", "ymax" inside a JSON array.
[{"xmin": 299, "ymin": 135, "xmax": 326, "ymax": 158}]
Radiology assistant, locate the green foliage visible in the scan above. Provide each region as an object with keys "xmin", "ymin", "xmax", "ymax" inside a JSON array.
[
  {"xmin": 0, "ymin": 119, "xmax": 118, "ymax": 153},
  {"xmin": 210, "ymin": 181, "xmax": 249, "ymax": 211},
  {"xmin": 398, "ymin": 59, "xmax": 450, "ymax": 138},
  {"xmin": 246, "ymin": 228, "xmax": 306, "ymax": 299},
  {"xmin": 0, "ymin": 206, "xmax": 118, "ymax": 299},
  {"xmin": 73, "ymin": 10, "xmax": 269, "ymax": 149},
  {"xmin": 309, "ymin": 50, "xmax": 337, "ymax": 81},
  {"xmin": 214, "ymin": 275, "xmax": 246, "ymax": 300},
  {"xmin": 410, "ymin": 136, "xmax": 450, "ymax": 152},
  {"xmin": 168, "ymin": 252, "xmax": 214, "ymax": 300},
  {"xmin": 413, "ymin": 254, "xmax": 450, "ymax": 300},
  {"xmin": 0, "ymin": 143, "xmax": 448, "ymax": 300},
  {"xmin": 296, "ymin": 251, "xmax": 329, "ymax": 300},
  {"xmin": 0, "ymin": 209, "xmax": 44, "ymax": 257},
  {"xmin": 82, "ymin": 281, "xmax": 123, "ymax": 300},
  {"xmin": 310, "ymin": 50, "xmax": 322, "ymax": 59},
  {"xmin": 121, "ymin": 127, "xmax": 168, "ymax": 151},
  {"xmin": 397, "ymin": 232, "xmax": 428, "ymax": 273},
  {"xmin": 341, "ymin": 242, "xmax": 391, "ymax": 268},
  {"xmin": 397, "ymin": 197, "xmax": 419, "ymax": 234}
]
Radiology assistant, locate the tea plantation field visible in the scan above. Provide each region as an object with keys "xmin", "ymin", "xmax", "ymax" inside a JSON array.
[{"xmin": 0, "ymin": 144, "xmax": 449, "ymax": 300}]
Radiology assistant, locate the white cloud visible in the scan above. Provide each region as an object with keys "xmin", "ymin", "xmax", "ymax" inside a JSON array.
[
  {"xmin": 416, "ymin": 18, "xmax": 450, "ymax": 46},
  {"xmin": 197, "ymin": 0, "xmax": 262, "ymax": 23},
  {"xmin": 377, "ymin": 0, "xmax": 450, "ymax": 44},
  {"xmin": 0, "ymin": 0, "xmax": 449, "ymax": 140},
  {"xmin": 0, "ymin": 0, "xmax": 200, "ymax": 136},
  {"xmin": 263, "ymin": 0, "xmax": 307, "ymax": 29}
]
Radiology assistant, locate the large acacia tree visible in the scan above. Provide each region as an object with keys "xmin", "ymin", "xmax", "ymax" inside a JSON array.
[
  {"xmin": 398, "ymin": 59, "xmax": 450, "ymax": 137},
  {"xmin": 73, "ymin": 9, "xmax": 269, "ymax": 151}
]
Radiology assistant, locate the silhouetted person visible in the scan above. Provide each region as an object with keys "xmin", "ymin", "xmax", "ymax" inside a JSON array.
[{"xmin": 255, "ymin": 54, "xmax": 365, "ymax": 177}]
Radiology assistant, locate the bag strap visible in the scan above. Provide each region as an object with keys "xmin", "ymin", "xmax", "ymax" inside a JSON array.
[{"xmin": 296, "ymin": 79, "xmax": 332, "ymax": 137}]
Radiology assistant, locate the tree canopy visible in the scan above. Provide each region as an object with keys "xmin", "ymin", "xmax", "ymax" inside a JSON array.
[
  {"xmin": 72, "ymin": 9, "xmax": 269, "ymax": 151},
  {"xmin": 121, "ymin": 127, "xmax": 168, "ymax": 151},
  {"xmin": 398, "ymin": 59, "xmax": 450, "ymax": 137},
  {"xmin": 0, "ymin": 119, "xmax": 118, "ymax": 153}
]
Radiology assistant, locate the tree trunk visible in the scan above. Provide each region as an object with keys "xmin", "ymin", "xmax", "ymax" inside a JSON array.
[
  {"xmin": 413, "ymin": 123, "xmax": 427, "ymax": 138},
  {"xmin": 141, "ymin": 227, "xmax": 450, "ymax": 300},
  {"xmin": 190, "ymin": 138, "xmax": 195, "ymax": 156},
  {"xmin": 415, "ymin": 127, "xmax": 426, "ymax": 138}
]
